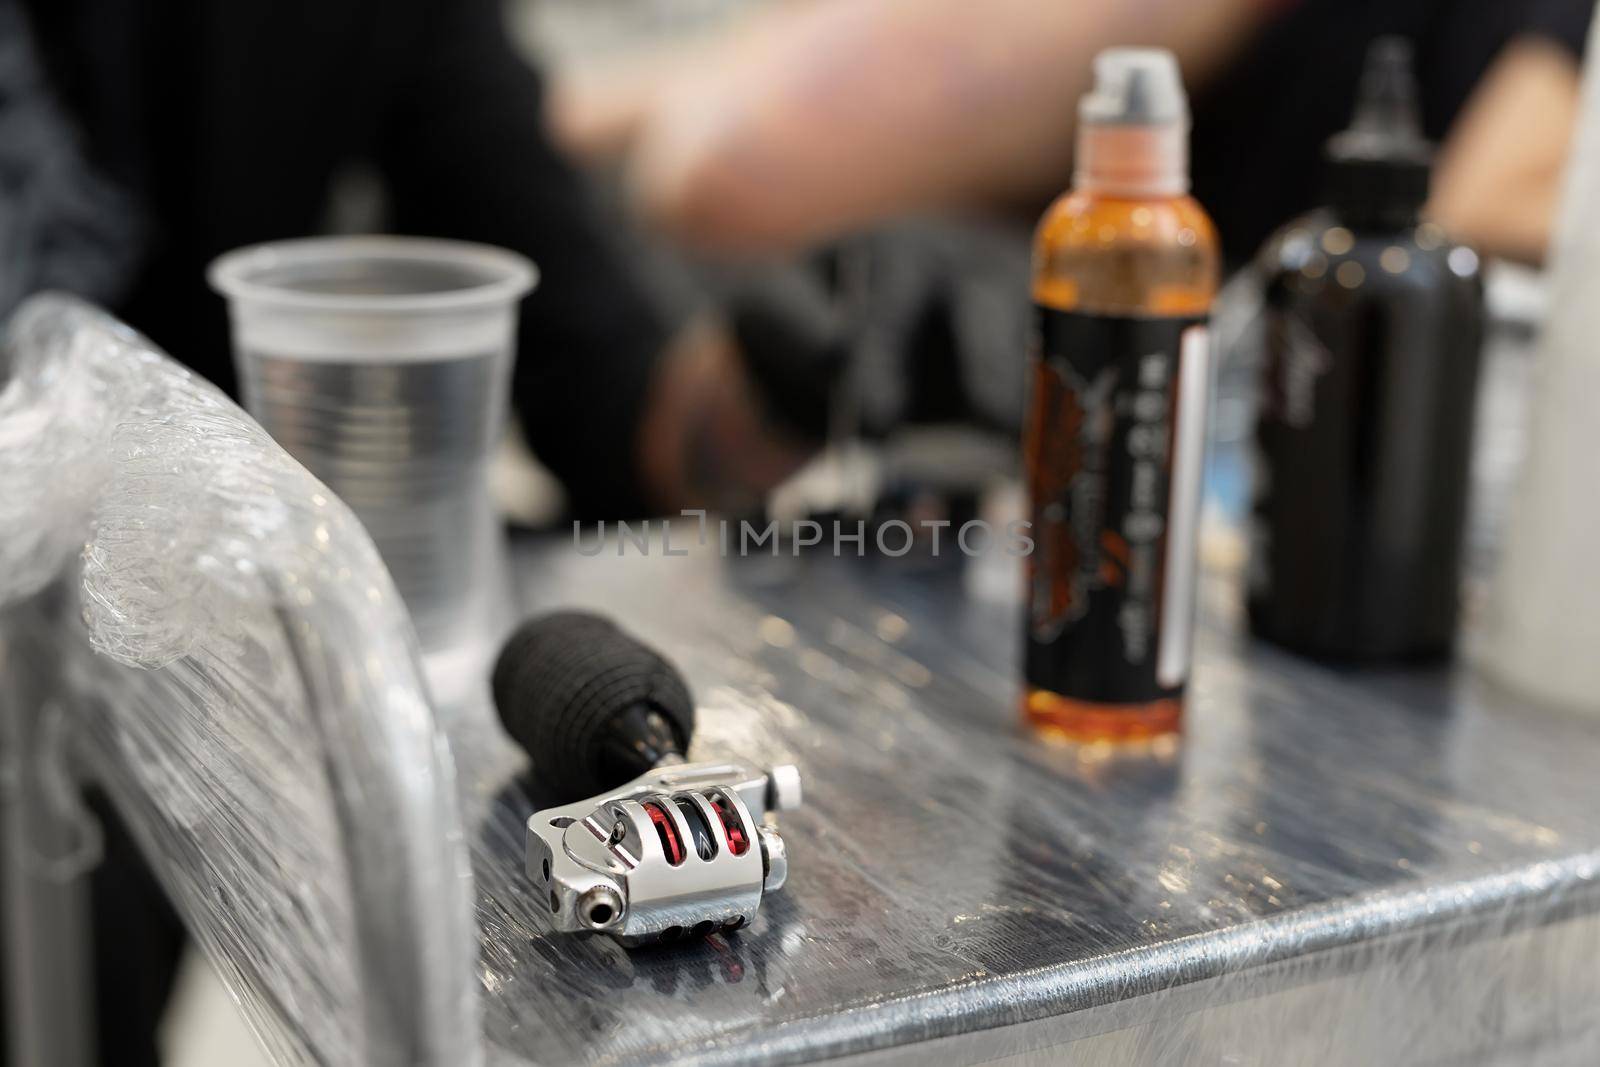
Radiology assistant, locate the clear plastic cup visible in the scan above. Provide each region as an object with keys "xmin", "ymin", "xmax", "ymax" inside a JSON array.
[{"xmin": 210, "ymin": 236, "xmax": 536, "ymax": 659}]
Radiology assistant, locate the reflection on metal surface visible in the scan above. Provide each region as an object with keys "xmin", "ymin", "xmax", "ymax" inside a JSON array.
[{"xmin": 454, "ymin": 536, "xmax": 1600, "ymax": 1064}]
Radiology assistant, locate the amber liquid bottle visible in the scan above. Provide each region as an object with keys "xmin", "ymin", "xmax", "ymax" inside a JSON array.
[{"xmin": 1023, "ymin": 49, "xmax": 1220, "ymax": 742}]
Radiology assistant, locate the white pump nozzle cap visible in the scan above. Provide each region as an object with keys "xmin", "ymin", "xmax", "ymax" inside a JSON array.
[
  {"xmin": 1079, "ymin": 48, "xmax": 1189, "ymax": 126},
  {"xmin": 1075, "ymin": 48, "xmax": 1190, "ymax": 196}
]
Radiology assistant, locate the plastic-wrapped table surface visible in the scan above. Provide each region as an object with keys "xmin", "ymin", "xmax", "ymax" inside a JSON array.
[{"xmin": 452, "ymin": 534, "xmax": 1600, "ymax": 1066}]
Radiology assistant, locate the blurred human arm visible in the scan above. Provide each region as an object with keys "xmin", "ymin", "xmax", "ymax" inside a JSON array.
[
  {"xmin": 638, "ymin": 315, "xmax": 817, "ymax": 516},
  {"xmin": 549, "ymin": 0, "xmax": 1263, "ymax": 253},
  {"xmin": 1429, "ymin": 35, "xmax": 1583, "ymax": 266}
]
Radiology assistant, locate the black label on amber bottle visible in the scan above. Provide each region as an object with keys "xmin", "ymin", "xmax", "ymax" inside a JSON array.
[{"xmin": 1023, "ymin": 308, "xmax": 1209, "ymax": 705}]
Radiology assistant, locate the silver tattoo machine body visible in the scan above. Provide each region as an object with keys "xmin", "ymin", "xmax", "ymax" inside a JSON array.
[{"xmin": 493, "ymin": 613, "xmax": 800, "ymax": 946}]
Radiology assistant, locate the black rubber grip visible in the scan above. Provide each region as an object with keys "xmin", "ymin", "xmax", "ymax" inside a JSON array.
[{"xmin": 492, "ymin": 612, "xmax": 695, "ymax": 800}]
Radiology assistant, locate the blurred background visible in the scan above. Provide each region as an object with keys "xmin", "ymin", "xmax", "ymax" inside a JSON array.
[{"xmin": 3, "ymin": 0, "xmax": 1595, "ymax": 1062}]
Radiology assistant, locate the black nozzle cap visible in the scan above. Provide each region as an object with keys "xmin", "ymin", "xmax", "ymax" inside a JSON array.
[
  {"xmin": 1324, "ymin": 36, "xmax": 1432, "ymax": 227},
  {"xmin": 492, "ymin": 611, "xmax": 695, "ymax": 801}
]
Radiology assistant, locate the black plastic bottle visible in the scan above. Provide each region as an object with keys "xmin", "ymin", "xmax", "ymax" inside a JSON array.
[{"xmin": 1248, "ymin": 38, "xmax": 1486, "ymax": 660}]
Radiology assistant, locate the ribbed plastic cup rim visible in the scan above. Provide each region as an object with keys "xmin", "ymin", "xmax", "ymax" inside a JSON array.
[{"xmin": 208, "ymin": 235, "xmax": 538, "ymax": 314}]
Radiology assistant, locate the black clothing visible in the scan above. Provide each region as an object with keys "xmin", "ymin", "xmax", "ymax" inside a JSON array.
[
  {"xmin": 1191, "ymin": 0, "xmax": 1593, "ymax": 263},
  {"xmin": 13, "ymin": 0, "xmax": 670, "ymax": 518},
  {"xmin": 0, "ymin": 1, "xmax": 143, "ymax": 316}
]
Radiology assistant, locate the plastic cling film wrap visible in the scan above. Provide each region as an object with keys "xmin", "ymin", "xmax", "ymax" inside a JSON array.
[
  {"xmin": 0, "ymin": 297, "xmax": 129, "ymax": 604},
  {"xmin": 0, "ymin": 294, "xmax": 479, "ymax": 1065}
]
